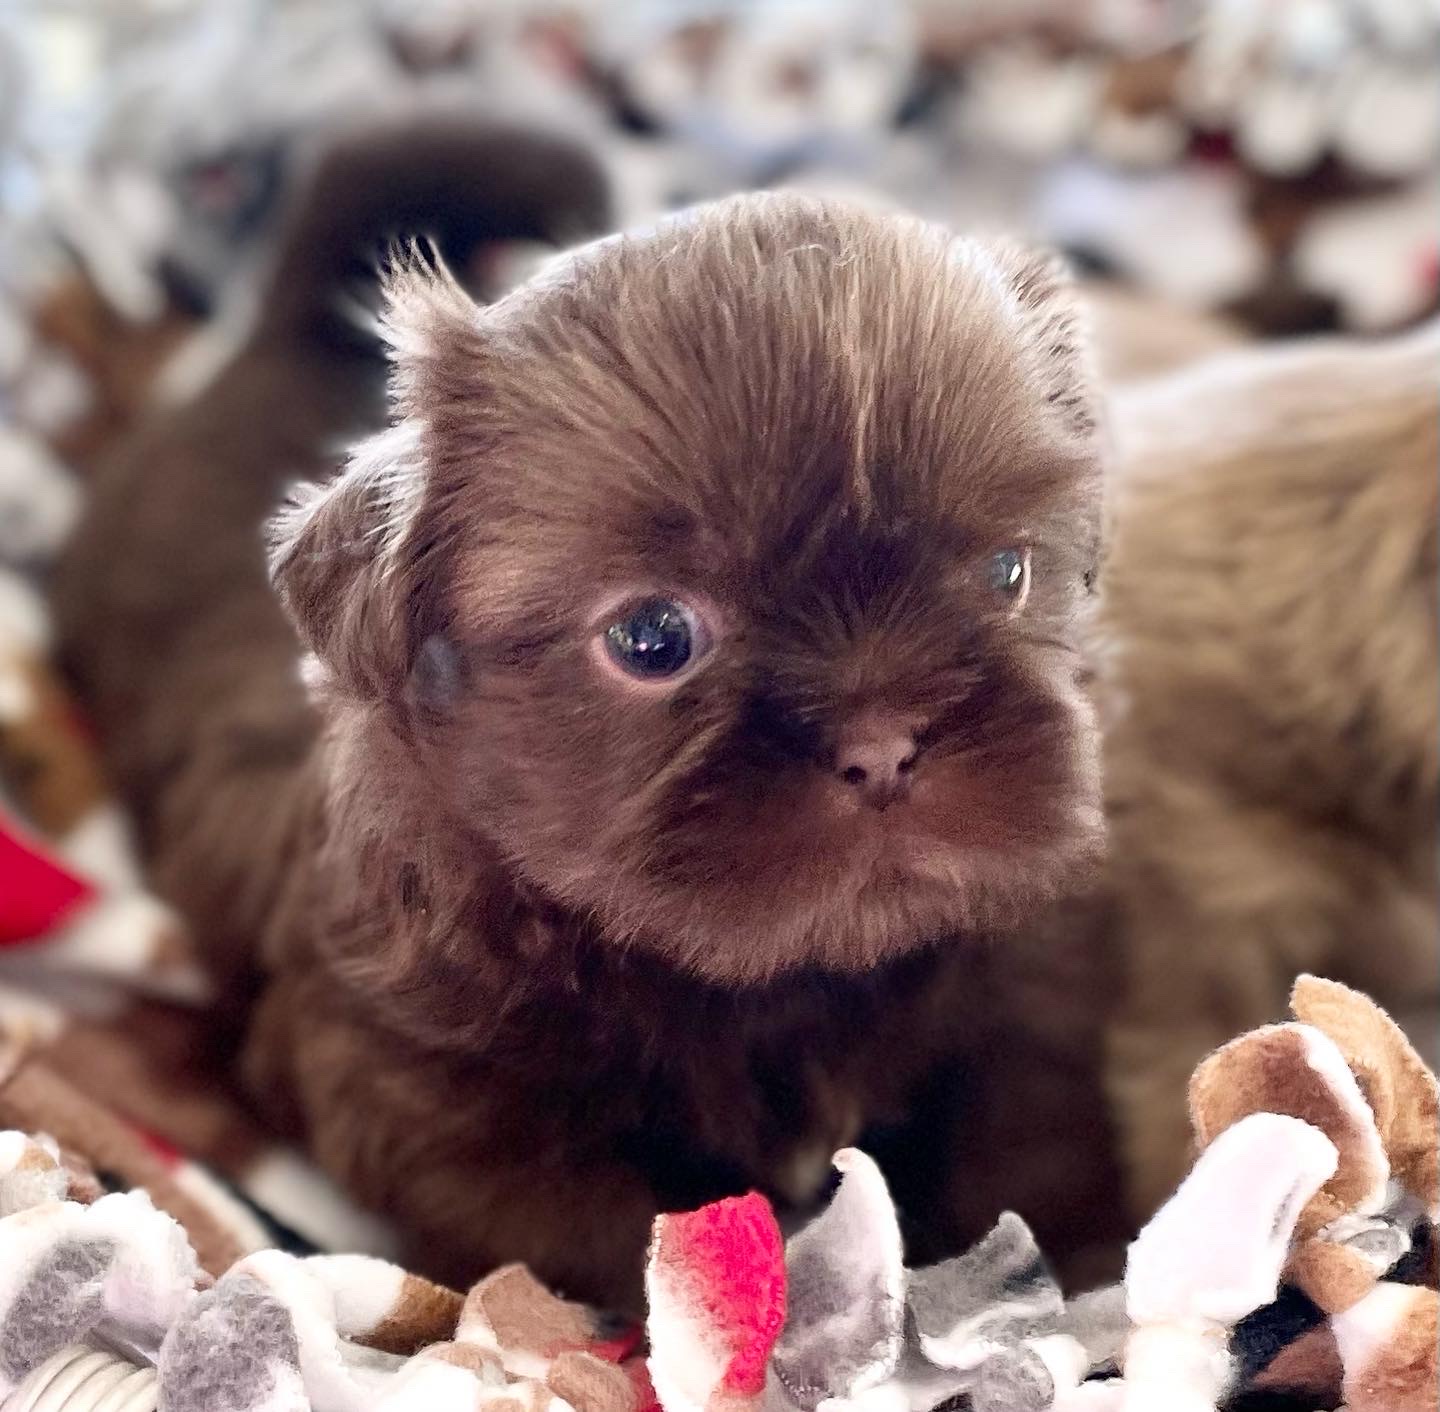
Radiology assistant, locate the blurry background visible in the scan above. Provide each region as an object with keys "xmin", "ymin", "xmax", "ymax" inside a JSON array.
[{"xmin": 3, "ymin": 0, "xmax": 1439, "ymax": 465}]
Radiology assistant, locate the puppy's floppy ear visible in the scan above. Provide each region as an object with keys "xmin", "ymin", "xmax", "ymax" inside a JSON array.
[
  {"xmin": 268, "ymin": 259, "xmax": 484, "ymax": 698},
  {"xmin": 987, "ymin": 239, "xmax": 1102, "ymax": 446}
]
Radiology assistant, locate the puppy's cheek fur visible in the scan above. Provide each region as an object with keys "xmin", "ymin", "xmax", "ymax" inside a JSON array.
[{"xmin": 424, "ymin": 670, "xmax": 1102, "ymax": 985}]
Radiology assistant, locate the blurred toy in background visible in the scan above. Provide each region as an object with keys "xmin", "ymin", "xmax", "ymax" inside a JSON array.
[
  {"xmin": 0, "ymin": 426, "xmax": 79, "ymax": 582},
  {"xmin": 23, "ymin": 274, "xmax": 195, "ymax": 472},
  {"xmin": 0, "ymin": 555, "xmax": 206, "ymax": 1042},
  {"xmin": 3, "ymin": 0, "xmax": 1437, "ymax": 487},
  {"xmin": 929, "ymin": 0, "xmax": 1440, "ymax": 331},
  {"xmin": 0, "ymin": 348, "xmax": 201, "ymax": 1029},
  {"xmin": 590, "ymin": 0, "xmax": 919, "ymax": 193}
]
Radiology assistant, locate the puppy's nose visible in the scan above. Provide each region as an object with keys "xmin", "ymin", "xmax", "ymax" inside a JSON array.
[{"xmin": 834, "ymin": 711, "xmax": 921, "ymax": 810}]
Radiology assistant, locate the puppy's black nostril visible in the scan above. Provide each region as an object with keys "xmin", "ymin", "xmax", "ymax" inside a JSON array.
[{"xmin": 841, "ymin": 764, "xmax": 868, "ymax": 787}]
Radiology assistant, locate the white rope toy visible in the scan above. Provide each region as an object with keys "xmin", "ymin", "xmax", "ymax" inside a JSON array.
[{"xmin": 3, "ymin": 1345, "xmax": 156, "ymax": 1412}]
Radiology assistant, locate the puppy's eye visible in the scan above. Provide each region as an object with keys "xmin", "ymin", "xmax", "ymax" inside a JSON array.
[
  {"xmin": 988, "ymin": 547, "xmax": 1031, "ymax": 607},
  {"xmin": 604, "ymin": 598, "xmax": 706, "ymax": 679}
]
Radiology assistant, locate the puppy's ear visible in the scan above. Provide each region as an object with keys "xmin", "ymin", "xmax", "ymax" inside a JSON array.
[
  {"xmin": 269, "ymin": 424, "xmax": 428, "ymax": 698},
  {"xmin": 269, "ymin": 260, "xmax": 484, "ymax": 698},
  {"xmin": 988, "ymin": 240, "xmax": 1102, "ymax": 445}
]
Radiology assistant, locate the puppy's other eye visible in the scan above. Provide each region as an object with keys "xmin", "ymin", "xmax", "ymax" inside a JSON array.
[
  {"xmin": 604, "ymin": 598, "xmax": 704, "ymax": 679},
  {"xmin": 988, "ymin": 547, "xmax": 1031, "ymax": 607}
]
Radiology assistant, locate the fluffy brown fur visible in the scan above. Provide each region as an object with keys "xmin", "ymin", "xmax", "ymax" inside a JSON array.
[
  {"xmin": 57, "ymin": 131, "xmax": 1121, "ymax": 1306},
  {"xmin": 1100, "ymin": 323, "xmax": 1440, "ymax": 1218}
]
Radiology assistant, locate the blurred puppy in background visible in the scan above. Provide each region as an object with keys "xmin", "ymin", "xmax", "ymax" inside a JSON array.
[
  {"xmin": 1101, "ymin": 322, "xmax": 1440, "ymax": 1216},
  {"xmin": 58, "ymin": 113, "xmax": 1122, "ymax": 1308},
  {"xmin": 1082, "ymin": 281, "xmax": 1247, "ymax": 385}
]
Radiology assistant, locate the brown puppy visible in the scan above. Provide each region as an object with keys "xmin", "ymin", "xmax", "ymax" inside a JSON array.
[
  {"xmin": 1101, "ymin": 323, "xmax": 1440, "ymax": 1219},
  {"xmin": 58, "ymin": 146, "xmax": 1116, "ymax": 1304}
]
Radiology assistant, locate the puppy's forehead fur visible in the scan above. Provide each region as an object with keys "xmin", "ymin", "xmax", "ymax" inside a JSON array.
[{"xmin": 385, "ymin": 194, "xmax": 1096, "ymax": 622}]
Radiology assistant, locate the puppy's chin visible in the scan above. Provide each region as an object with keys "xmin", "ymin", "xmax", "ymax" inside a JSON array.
[
  {"xmin": 513, "ymin": 734, "xmax": 1105, "ymax": 987},
  {"xmin": 558, "ymin": 820, "xmax": 1103, "ymax": 986}
]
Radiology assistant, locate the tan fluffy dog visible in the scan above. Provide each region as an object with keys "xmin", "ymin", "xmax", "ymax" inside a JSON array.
[{"xmin": 1101, "ymin": 322, "xmax": 1440, "ymax": 1217}]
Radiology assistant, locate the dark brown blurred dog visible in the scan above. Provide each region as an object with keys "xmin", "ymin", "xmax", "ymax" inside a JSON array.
[
  {"xmin": 1101, "ymin": 323, "xmax": 1440, "ymax": 1218},
  {"xmin": 57, "ymin": 119, "xmax": 1120, "ymax": 1306}
]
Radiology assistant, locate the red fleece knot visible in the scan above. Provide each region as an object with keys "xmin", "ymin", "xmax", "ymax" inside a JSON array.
[
  {"xmin": 0, "ymin": 821, "xmax": 96, "ymax": 945},
  {"xmin": 652, "ymin": 1191, "xmax": 786, "ymax": 1397}
]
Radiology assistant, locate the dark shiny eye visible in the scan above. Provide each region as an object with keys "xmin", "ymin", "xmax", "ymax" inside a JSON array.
[
  {"xmin": 988, "ymin": 547, "xmax": 1031, "ymax": 605},
  {"xmin": 604, "ymin": 598, "xmax": 702, "ymax": 679}
]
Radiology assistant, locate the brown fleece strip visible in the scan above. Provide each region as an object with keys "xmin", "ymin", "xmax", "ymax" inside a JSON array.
[
  {"xmin": 0, "ymin": 1048, "xmax": 246, "ymax": 1277},
  {"xmin": 44, "ymin": 1007, "xmax": 270, "ymax": 1178},
  {"xmin": 365, "ymin": 1273, "xmax": 464, "ymax": 1355}
]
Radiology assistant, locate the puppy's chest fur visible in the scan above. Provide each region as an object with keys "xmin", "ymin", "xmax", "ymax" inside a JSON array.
[
  {"xmin": 258, "ymin": 865, "xmax": 978, "ymax": 1224},
  {"xmin": 516, "ymin": 943, "xmax": 971, "ymax": 1211}
]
